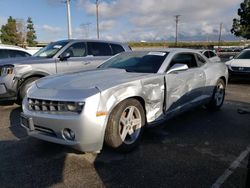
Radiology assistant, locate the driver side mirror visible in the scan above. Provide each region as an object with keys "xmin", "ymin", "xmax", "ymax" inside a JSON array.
[
  {"xmin": 167, "ymin": 63, "xmax": 188, "ymax": 74},
  {"xmin": 59, "ymin": 52, "xmax": 71, "ymax": 61}
]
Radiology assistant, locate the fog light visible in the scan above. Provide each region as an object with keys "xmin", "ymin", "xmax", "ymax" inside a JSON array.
[{"xmin": 62, "ymin": 128, "xmax": 75, "ymax": 141}]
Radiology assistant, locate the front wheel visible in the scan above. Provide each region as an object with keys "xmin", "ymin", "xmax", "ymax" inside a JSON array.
[
  {"xmin": 104, "ymin": 99, "xmax": 145, "ymax": 152},
  {"xmin": 206, "ymin": 78, "xmax": 225, "ymax": 110}
]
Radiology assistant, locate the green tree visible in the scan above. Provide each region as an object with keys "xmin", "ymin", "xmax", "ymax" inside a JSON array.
[
  {"xmin": 231, "ymin": 0, "xmax": 250, "ymax": 39},
  {"xmin": 26, "ymin": 17, "xmax": 37, "ymax": 47},
  {"xmin": 0, "ymin": 16, "xmax": 20, "ymax": 45}
]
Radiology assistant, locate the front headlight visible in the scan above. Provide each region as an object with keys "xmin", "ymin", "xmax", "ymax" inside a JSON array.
[
  {"xmin": 0, "ymin": 65, "xmax": 14, "ymax": 76},
  {"xmin": 66, "ymin": 102, "xmax": 85, "ymax": 113}
]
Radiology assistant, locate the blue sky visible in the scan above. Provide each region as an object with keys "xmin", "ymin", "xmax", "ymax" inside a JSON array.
[{"xmin": 0, "ymin": 0, "xmax": 243, "ymax": 42}]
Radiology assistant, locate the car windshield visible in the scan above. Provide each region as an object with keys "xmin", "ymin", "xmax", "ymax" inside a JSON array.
[
  {"xmin": 99, "ymin": 51, "xmax": 168, "ymax": 73},
  {"xmin": 235, "ymin": 50, "xmax": 250, "ymax": 59},
  {"xmin": 33, "ymin": 41, "xmax": 69, "ymax": 58}
]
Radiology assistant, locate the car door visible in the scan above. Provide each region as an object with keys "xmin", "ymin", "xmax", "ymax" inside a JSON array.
[
  {"xmin": 56, "ymin": 42, "xmax": 89, "ymax": 73},
  {"xmin": 165, "ymin": 53, "xmax": 206, "ymax": 113}
]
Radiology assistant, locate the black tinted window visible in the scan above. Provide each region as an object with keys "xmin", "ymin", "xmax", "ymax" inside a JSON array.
[
  {"xmin": 235, "ymin": 50, "xmax": 250, "ymax": 59},
  {"xmin": 169, "ymin": 53, "xmax": 197, "ymax": 69},
  {"xmin": 87, "ymin": 42, "xmax": 112, "ymax": 56},
  {"xmin": 0, "ymin": 49, "xmax": 9, "ymax": 59},
  {"xmin": 203, "ymin": 51, "xmax": 210, "ymax": 58},
  {"xmin": 64, "ymin": 42, "xmax": 86, "ymax": 57},
  {"xmin": 99, "ymin": 51, "xmax": 168, "ymax": 73},
  {"xmin": 8, "ymin": 50, "xmax": 30, "ymax": 58},
  {"xmin": 110, "ymin": 44, "xmax": 125, "ymax": 55},
  {"xmin": 208, "ymin": 51, "xmax": 216, "ymax": 57}
]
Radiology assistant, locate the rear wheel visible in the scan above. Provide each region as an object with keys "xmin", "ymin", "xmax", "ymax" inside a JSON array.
[
  {"xmin": 207, "ymin": 78, "xmax": 225, "ymax": 110},
  {"xmin": 16, "ymin": 77, "xmax": 40, "ymax": 105},
  {"xmin": 104, "ymin": 99, "xmax": 145, "ymax": 152}
]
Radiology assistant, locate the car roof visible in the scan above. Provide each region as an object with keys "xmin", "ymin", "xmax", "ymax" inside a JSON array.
[
  {"xmin": 126, "ymin": 48, "xmax": 203, "ymax": 54},
  {"xmin": 0, "ymin": 44, "xmax": 29, "ymax": 52},
  {"xmin": 52, "ymin": 39, "xmax": 127, "ymax": 45}
]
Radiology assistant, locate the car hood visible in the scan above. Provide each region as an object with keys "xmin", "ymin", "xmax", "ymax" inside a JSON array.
[
  {"xmin": 36, "ymin": 68, "xmax": 151, "ymax": 92},
  {"xmin": 225, "ymin": 59, "xmax": 250, "ymax": 67},
  {"xmin": 0, "ymin": 56, "xmax": 53, "ymax": 66}
]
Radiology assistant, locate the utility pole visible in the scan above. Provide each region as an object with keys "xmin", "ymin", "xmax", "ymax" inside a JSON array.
[
  {"xmin": 66, "ymin": 0, "xmax": 72, "ymax": 39},
  {"xmin": 96, "ymin": 0, "xmax": 100, "ymax": 39},
  {"xmin": 218, "ymin": 22, "xmax": 223, "ymax": 48},
  {"xmin": 174, "ymin": 15, "xmax": 180, "ymax": 46}
]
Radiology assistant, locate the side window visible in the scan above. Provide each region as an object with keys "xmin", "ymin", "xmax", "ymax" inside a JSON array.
[
  {"xmin": 110, "ymin": 44, "xmax": 125, "ymax": 55},
  {"xmin": 208, "ymin": 51, "xmax": 216, "ymax": 57},
  {"xmin": 9, "ymin": 50, "xmax": 30, "ymax": 58},
  {"xmin": 64, "ymin": 42, "xmax": 86, "ymax": 57},
  {"xmin": 87, "ymin": 42, "xmax": 112, "ymax": 56},
  {"xmin": 203, "ymin": 51, "xmax": 210, "ymax": 58},
  {"xmin": 0, "ymin": 50, "xmax": 9, "ymax": 59},
  {"xmin": 168, "ymin": 53, "xmax": 198, "ymax": 70},
  {"xmin": 196, "ymin": 54, "xmax": 207, "ymax": 67}
]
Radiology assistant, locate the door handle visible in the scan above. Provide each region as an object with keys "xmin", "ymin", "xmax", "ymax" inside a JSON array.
[{"xmin": 84, "ymin": 62, "xmax": 91, "ymax": 65}]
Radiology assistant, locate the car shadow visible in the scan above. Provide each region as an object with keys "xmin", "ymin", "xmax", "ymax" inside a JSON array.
[
  {"xmin": 247, "ymin": 154, "xmax": 250, "ymax": 187},
  {"xmin": 228, "ymin": 78, "xmax": 250, "ymax": 85}
]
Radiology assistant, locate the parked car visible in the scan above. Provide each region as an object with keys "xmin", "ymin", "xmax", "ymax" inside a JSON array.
[
  {"xmin": 0, "ymin": 39, "xmax": 131, "ymax": 103},
  {"xmin": 0, "ymin": 44, "xmax": 31, "ymax": 59},
  {"xmin": 21, "ymin": 49, "xmax": 228, "ymax": 153},
  {"xmin": 200, "ymin": 50, "xmax": 221, "ymax": 62},
  {"xmin": 225, "ymin": 48, "xmax": 250, "ymax": 79}
]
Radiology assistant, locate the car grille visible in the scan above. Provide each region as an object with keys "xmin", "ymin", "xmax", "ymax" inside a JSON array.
[
  {"xmin": 231, "ymin": 66, "xmax": 250, "ymax": 72},
  {"xmin": 27, "ymin": 98, "xmax": 84, "ymax": 114}
]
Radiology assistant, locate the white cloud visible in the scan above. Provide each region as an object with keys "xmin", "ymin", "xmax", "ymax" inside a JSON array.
[
  {"xmin": 75, "ymin": 0, "xmax": 243, "ymax": 41},
  {"xmin": 42, "ymin": 24, "xmax": 63, "ymax": 33},
  {"xmin": 99, "ymin": 20, "xmax": 116, "ymax": 31}
]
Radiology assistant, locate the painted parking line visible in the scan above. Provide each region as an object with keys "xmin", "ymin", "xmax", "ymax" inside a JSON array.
[{"xmin": 211, "ymin": 144, "xmax": 250, "ymax": 188}]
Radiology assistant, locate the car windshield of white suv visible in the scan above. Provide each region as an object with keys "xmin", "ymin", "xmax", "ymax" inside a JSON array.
[
  {"xmin": 34, "ymin": 41, "xmax": 69, "ymax": 58},
  {"xmin": 99, "ymin": 51, "xmax": 168, "ymax": 73},
  {"xmin": 235, "ymin": 50, "xmax": 250, "ymax": 59}
]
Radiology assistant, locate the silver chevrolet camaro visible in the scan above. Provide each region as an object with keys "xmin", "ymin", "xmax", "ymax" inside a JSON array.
[{"xmin": 21, "ymin": 49, "xmax": 228, "ymax": 153}]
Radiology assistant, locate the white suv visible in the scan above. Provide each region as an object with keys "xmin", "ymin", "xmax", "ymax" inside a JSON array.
[{"xmin": 0, "ymin": 44, "xmax": 31, "ymax": 59}]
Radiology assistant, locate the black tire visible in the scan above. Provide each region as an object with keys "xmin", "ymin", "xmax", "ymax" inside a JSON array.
[
  {"xmin": 16, "ymin": 77, "xmax": 40, "ymax": 105},
  {"xmin": 206, "ymin": 78, "xmax": 225, "ymax": 110},
  {"xmin": 104, "ymin": 98, "xmax": 145, "ymax": 152}
]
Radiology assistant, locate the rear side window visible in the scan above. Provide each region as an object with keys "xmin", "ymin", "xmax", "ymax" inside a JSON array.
[
  {"xmin": 208, "ymin": 51, "xmax": 216, "ymax": 57},
  {"xmin": 87, "ymin": 42, "xmax": 112, "ymax": 56},
  {"xmin": 203, "ymin": 51, "xmax": 210, "ymax": 58},
  {"xmin": 110, "ymin": 44, "xmax": 125, "ymax": 55},
  {"xmin": 0, "ymin": 49, "xmax": 9, "ymax": 59},
  {"xmin": 169, "ymin": 53, "xmax": 198, "ymax": 69}
]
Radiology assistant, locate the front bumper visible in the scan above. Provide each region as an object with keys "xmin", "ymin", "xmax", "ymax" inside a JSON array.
[
  {"xmin": 228, "ymin": 69, "xmax": 250, "ymax": 79},
  {"xmin": 0, "ymin": 75, "xmax": 18, "ymax": 101},
  {"xmin": 21, "ymin": 95, "xmax": 107, "ymax": 152}
]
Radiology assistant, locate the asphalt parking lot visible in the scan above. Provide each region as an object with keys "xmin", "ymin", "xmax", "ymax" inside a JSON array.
[{"xmin": 0, "ymin": 81, "xmax": 250, "ymax": 188}]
